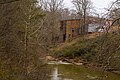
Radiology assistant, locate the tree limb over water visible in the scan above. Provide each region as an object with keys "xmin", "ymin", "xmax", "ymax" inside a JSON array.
[{"xmin": 0, "ymin": 0, "xmax": 20, "ymax": 4}]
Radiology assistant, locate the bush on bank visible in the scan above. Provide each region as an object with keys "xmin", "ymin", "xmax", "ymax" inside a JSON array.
[{"xmin": 53, "ymin": 33, "xmax": 120, "ymax": 71}]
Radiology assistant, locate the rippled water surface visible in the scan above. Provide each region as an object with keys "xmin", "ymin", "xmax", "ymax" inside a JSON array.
[{"xmin": 47, "ymin": 62, "xmax": 120, "ymax": 80}]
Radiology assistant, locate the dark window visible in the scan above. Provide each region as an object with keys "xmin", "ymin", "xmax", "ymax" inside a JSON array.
[{"xmin": 72, "ymin": 28, "xmax": 74, "ymax": 32}]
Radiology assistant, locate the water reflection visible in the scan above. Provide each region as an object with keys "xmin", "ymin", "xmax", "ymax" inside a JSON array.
[
  {"xmin": 48, "ymin": 62, "xmax": 120, "ymax": 80},
  {"xmin": 51, "ymin": 66, "xmax": 73, "ymax": 80},
  {"xmin": 51, "ymin": 67, "xmax": 61, "ymax": 80}
]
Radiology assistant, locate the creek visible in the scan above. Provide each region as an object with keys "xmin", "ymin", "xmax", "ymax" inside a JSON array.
[{"xmin": 47, "ymin": 61, "xmax": 120, "ymax": 80}]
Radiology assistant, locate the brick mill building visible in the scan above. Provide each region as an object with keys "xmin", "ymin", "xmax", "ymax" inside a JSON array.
[{"xmin": 59, "ymin": 18, "xmax": 89, "ymax": 42}]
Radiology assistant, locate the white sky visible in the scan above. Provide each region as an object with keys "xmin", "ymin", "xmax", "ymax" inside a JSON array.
[{"xmin": 64, "ymin": 0, "xmax": 116, "ymax": 13}]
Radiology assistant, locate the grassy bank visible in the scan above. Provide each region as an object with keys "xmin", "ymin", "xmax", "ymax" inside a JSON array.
[
  {"xmin": 53, "ymin": 33, "xmax": 120, "ymax": 73},
  {"xmin": 53, "ymin": 37, "xmax": 100, "ymax": 61}
]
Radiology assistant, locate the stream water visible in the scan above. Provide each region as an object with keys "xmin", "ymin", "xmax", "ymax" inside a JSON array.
[{"xmin": 47, "ymin": 62, "xmax": 120, "ymax": 80}]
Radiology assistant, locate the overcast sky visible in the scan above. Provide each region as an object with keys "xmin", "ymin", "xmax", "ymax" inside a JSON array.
[{"xmin": 64, "ymin": 0, "xmax": 116, "ymax": 13}]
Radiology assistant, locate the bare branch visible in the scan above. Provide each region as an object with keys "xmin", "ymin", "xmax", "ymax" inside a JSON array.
[{"xmin": 0, "ymin": 0, "xmax": 20, "ymax": 4}]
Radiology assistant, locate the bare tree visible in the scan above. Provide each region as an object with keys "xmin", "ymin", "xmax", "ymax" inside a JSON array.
[
  {"xmin": 95, "ymin": 1, "xmax": 120, "ymax": 77},
  {"xmin": 40, "ymin": 0, "xmax": 64, "ymax": 46},
  {"xmin": 0, "ymin": 0, "xmax": 49, "ymax": 79},
  {"xmin": 72, "ymin": 0, "xmax": 93, "ymax": 35},
  {"xmin": 0, "ymin": 0, "xmax": 20, "ymax": 4}
]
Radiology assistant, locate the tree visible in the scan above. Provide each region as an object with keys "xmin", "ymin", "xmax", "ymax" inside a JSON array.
[
  {"xmin": 0, "ymin": 0, "xmax": 49, "ymax": 79},
  {"xmin": 109, "ymin": 0, "xmax": 120, "ymax": 26},
  {"xmin": 40, "ymin": 0, "xmax": 64, "ymax": 46},
  {"xmin": 96, "ymin": 0, "xmax": 120, "ymax": 74},
  {"xmin": 72, "ymin": 0, "xmax": 93, "ymax": 35},
  {"xmin": 0, "ymin": 0, "xmax": 20, "ymax": 4},
  {"xmin": 61, "ymin": 8, "xmax": 70, "ymax": 20}
]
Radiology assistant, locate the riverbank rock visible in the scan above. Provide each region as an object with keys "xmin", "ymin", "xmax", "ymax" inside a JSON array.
[
  {"xmin": 112, "ymin": 71, "xmax": 120, "ymax": 74},
  {"xmin": 46, "ymin": 56, "xmax": 55, "ymax": 61},
  {"xmin": 74, "ymin": 63, "xmax": 83, "ymax": 66}
]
